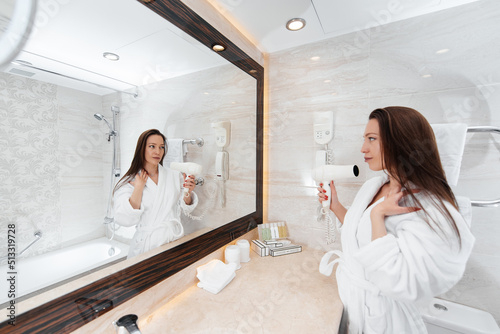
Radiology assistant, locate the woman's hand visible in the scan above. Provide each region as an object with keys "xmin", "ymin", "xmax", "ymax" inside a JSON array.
[
  {"xmin": 129, "ymin": 170, "xmax": 148, "ymax": 210},
  {"xmin": 370, "ymin": 187, "xmax": 420, "ymax": 240},
  {"xmin": 317, "ymin": 181, "xmax": 340, "ymax": 207},
  {"xmin": 317, "ymin": 181, "xmax": 347, "ymax": 224},
  {"xmin": 371, "ymin": 188, "xmax": 421, "ymax": 218},
  {"xmin": 183, "ymin": 174, "xmax": 196, "ymax": 205},
  {"xmin": 130, "ymin": 169, "xmax": 148, "ymax": 190}
]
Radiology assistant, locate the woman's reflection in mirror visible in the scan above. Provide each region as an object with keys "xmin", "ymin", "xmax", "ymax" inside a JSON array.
[{"xmin": 113, "ymin": 129, "xmax": 198, "ymax": 258}]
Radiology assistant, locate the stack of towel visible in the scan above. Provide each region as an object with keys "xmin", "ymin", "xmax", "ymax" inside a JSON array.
[{"xmin": 196, "ymin": 259, "xmax": 237, "ymax": 294}]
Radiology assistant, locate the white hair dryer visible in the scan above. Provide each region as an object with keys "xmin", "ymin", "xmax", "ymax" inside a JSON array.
[
  {"xmin": 170, "ymin": 162, "xmax": 203, "ymax": 196},
  {"xmin": 313, "ymin": 165, "xmax": 359, "ymax": 210}
]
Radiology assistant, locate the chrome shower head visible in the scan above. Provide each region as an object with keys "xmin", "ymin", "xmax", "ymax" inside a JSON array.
[{"xmin": 94, "ymin": 113, "xmax": 113, "ymax": 132}]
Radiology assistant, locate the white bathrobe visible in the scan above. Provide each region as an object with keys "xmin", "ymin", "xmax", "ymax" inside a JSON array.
[
  {"xmin": 320, "ymin": 174, "xmax": 474, "ymax": 333},
  {"xmin": 113, "ymin": 164, "xmax": 198, "ymax": 258}
]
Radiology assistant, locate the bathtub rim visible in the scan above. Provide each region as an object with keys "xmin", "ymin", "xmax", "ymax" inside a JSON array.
[{"xmin": 0, "ymin": 237, "xmax": 129, "ymax": 307}]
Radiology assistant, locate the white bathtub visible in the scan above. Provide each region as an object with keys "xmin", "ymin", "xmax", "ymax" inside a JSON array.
[
  {"xmin": 0, "ymin": 237, "xmax": 129, "ymax": 305},
  {"xmin": 422, "ymin": 298, "xmax": 500, "ymax": 334}
]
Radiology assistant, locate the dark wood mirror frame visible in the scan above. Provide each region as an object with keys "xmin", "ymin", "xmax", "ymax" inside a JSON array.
[{"xmin": 0, "ymin": 0, "xmax": 263, "ymax": 332}]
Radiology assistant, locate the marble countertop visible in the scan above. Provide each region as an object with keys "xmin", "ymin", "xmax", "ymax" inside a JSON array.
[{"xmin": 140, "ymin": 245, "xmax": 343, "ymax": 333}]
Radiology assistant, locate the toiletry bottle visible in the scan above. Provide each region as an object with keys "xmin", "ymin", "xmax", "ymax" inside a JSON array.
[
  {"xmin": 281, "ymin": 222, "xmax": 288, "ymax": 238},
  {"xmin": 263, "ymin": 224, "xmax": 271, "ymax": 240}
]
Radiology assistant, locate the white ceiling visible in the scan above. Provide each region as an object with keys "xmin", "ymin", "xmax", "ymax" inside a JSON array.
[
  {"xmin": 3, "ymin": 0, "xmax": 226, "ymax": 95},
  {"xmin": 208, "ymin": 0, "xmax": 481, "ymax": 53},
  {"xmin": 2, "ymin": 0, "xmax": 481, "ymax": 95}
]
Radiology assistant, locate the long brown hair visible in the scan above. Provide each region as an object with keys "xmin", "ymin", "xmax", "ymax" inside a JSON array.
[
  {"xmin": 369, "ymin": 107, "xmax": 461, "ymax": 245},
  {"xmin": 114, "ymin": 129, "xmax": 167, "ymax": 192}
]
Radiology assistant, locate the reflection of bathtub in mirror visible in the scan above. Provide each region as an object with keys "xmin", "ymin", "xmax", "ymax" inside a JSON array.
[{"xmin": 0, "ymin": 237, "xmax": 128, "ymax": 305}]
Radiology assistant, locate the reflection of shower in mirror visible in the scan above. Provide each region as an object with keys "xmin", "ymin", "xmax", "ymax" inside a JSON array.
[{"xmin": 94, "ymin": 106, "xmax": 121, "ymax": 246}]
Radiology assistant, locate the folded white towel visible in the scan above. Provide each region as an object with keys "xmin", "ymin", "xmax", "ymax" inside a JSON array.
[
  {"xmin": 165, "ymin": 138, "xmax": 186, "ymax": 166},
  {"xmin": 196, "ymin": 259, "xmax": 237, "ymax": 294},
  {"xmin": 431, "ymin": 123, "xmax": 468, "ymax": 186}
]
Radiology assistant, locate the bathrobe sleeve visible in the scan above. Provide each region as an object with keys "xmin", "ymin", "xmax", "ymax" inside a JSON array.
[
  {"xmin": 352, "ymin": 198, "xmax": 475, "ymax": 303},
  {"xmin": 179, "ymin": 191, "xmax": 199, "ymax": 214},
  {"xmin": 113, "ymin": 182, "xmax": 144, "ymax": 227}
]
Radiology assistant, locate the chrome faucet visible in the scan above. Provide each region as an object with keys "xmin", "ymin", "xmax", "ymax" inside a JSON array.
[{"xmin": 113, "ymin": 314, "xmax": 141, "ymax": 334}]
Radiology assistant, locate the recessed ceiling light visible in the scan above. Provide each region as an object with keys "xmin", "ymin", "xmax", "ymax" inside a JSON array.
[
  {"xmin": 311, "ymin": 56, "xmax": 320, "ymax": 61},
  {"xmin": 422, "ymin": 74, "xmax": 432, "ymax": 78},
  {"xmin": 436, "ymin": 48, "xmax": 450, "ymax": 54},
  {"xmin": 103, "ymin": 52, "xmax": 120, "ymax": 61},
  {"xmin": 212, "ymin": 44, "xmax": 226, "ymax": 52},
  {"xmin": 286, "ymin": 18, "xmax": 306, "ymax": 31}
]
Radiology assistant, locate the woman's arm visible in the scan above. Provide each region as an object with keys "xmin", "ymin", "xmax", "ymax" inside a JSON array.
[
  {"xmin": 129, "ymin": 170, "xmax": 148, "ymax": 209},
  {"xmin": 113, "ymin": 182, "xmax": 144, "ymax": 227}
]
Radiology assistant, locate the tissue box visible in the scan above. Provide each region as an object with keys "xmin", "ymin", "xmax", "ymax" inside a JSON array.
[{"xmin": 251, "ymin": 239, "xmax": 269, "ymax": 256}]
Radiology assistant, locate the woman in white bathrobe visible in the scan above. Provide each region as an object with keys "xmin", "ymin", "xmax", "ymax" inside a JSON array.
[
  {"xmin": 318, "ymin": 107, "xmax": 474, "ymax": 333},
  {"xmin": 113, "ymin": 129, "xmax": 198, "ymax": 259}
]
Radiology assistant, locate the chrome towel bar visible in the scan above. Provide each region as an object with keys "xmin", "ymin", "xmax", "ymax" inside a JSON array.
[
  {"xmin": 466, "ymin": 126, "xmax": 500, "ymax": 207},
  {"xmin": 182, "ymin": 138, "xmax": 204, "ymax": 147}
]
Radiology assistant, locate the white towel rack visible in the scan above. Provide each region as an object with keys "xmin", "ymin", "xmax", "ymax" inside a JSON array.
[
  {"xmin": 467, "ymin": 126, "xmax": 500, "ymax": 207},
  {"xmin": 182, "ymin": 138, "xmax": 204, "ymax": 147}
]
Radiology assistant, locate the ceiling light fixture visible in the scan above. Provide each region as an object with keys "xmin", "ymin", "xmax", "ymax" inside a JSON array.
[
  {"xmin": 212, "ymin": 44, "xmax": 226, "ymax": 52},
  {"xmin": 286, "ymin": 18, "xmax": 306, "ymax": 31},
  {"xmin": 436, "ymin": 48, "xmax": 450, "ymax": 54},
  {"xmin": 103, "ymin": 52, "xmax": 120, "ymax": 61}
]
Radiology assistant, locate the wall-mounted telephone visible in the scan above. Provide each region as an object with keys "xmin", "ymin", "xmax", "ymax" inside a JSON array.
[
  {"xmin": 216, "ymin": 151, "xmax": 229, "ymax": 180},
  {"xmin": 212, "ymin": 121, "xmax": 231, "ymax": 208}
]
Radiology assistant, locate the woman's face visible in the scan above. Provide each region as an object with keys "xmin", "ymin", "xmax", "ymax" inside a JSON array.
[
  {"xmin": 361, "ymin": 119, "xmax": 383, "ymax": 171},
  {"xmin": 144, "ymin": 134, "xmax": 165, "ymax": 167}
]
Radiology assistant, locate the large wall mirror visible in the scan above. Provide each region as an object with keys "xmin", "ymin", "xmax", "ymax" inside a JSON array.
[{"xmin": 0, "ymin": 0, "xmax": 263, "ymax": 332}]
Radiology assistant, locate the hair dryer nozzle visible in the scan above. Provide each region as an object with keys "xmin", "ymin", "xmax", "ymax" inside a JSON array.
[{"xmin": 313, "ymin": 164, "xmax": 359, "ymax": 182}]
